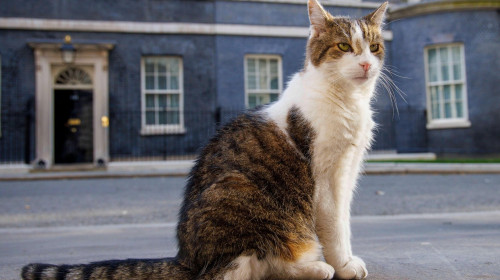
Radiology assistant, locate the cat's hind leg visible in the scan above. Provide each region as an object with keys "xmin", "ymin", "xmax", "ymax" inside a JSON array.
[
  {"xmin": 221, "ymin": 251, "xmax": 335, "ymax": 280},
  {"xmin": 269, "ymin": 240, "xmax": 335, "ymax": 280},
  {"xmin": 222, "ymin": 254, "xmax": 269, "ymax": 280}
]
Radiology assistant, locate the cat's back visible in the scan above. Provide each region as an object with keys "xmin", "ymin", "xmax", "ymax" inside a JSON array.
[
  {"xmin": 176, "ymin": 108, "xmax": 318, "ymax": 271},
  {"xmin": 188, "ymin": 109, "xmax": 315, "ymax": 195}
]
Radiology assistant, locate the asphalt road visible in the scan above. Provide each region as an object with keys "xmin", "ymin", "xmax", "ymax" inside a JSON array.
[
  {"xmin": 1, "ymin": 174, "xmax": 500, "ymax": 279},
  {"xmin": 1, "ymin": 174, "xmax": 500, "ymax": 228}
]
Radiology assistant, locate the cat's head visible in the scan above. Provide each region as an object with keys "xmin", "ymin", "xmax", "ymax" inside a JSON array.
[{"xmin": 306, "ymin": 0, "xmax": 388, "ymax": 89}]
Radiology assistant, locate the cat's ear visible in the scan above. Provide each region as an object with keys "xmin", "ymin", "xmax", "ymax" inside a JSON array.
[
  {"xmin": 308, "ymin": 0, "xmax": 331, "ymax": 35},
  {"xmin": 364, "ymin": 1, "xmax": 388, "ymax": 26}
]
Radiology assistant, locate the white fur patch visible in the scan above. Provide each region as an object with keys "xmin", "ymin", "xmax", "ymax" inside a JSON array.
[
  {"xmin": 223, "ymin": 241, "xmax": 324, "ymax": 280},
  {"xmin": 42, "ymin": 267, "xmax": 57, "ymax": 278},
  {"xmin": 223, "ymin": 254, "xmax": 269, "ymax": 280},
  {"xmin": 66, "ymin": 267, "xmax": 83, "ymax": 279},
  {"xmin": 352, "ymin": 22, "xmax": 364, "ymax": 47}
]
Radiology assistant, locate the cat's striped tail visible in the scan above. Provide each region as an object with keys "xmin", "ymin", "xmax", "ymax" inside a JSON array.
[{"xmin": 21, "ymin": 257, "xmax": 194, "ymax": 280}]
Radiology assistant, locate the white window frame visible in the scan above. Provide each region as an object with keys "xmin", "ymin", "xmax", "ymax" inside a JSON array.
[
  {"xmin": 244, "ymin": 54, "xmax": 283, "ymax": 109},
  {"xmin": 140, "ymin": 56, "xmax": 185, "ymax": 135},
  {"xmin": 424, "ymin": 43, "xmax": 470, "ymax": 129}
]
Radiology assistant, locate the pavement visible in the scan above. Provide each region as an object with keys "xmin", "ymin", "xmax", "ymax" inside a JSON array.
[
  {"xmin": 2, "ymin": 157, "xmax": 500, "ymax": 181},
  {"xmin": 1, "ymin": 211, "xmax": 499, "ymax": 280}
]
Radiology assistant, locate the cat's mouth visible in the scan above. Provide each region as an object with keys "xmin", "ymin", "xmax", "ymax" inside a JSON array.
[{"xmin": 353, "ymin": 76, "xmax": 370, "ymax": 83}]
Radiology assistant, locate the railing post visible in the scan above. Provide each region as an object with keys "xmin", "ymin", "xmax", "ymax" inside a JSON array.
[{"xmin": 215, "ymin": 107, "xmax": 222, "ymax": 127}]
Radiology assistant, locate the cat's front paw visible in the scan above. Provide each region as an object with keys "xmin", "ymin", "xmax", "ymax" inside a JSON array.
[{"xmin": 334, "ymin": 256, "xmax": 367, "ymax": 279}]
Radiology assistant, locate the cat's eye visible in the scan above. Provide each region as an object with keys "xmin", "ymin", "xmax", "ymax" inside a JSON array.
[
  {"xmin": 370, "ymin": 44, "xmax": 380, "ymax": 52},
  {"xmin": 338, "ymin": 43, "xmax": 351, "ymax": 52}
]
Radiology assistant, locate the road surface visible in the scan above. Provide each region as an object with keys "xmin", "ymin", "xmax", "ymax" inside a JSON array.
[{"xmin": 1, "ymin": 174, "xmax": 499, "ymax": 279}]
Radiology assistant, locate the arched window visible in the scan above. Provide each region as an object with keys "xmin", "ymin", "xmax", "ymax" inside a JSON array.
[{"xmin": 55, "ymin": 67, "xmax": 92, "ymax": 86}]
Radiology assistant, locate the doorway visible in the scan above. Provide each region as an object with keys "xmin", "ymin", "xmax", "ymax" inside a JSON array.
[
  {"xmin": 54, "ymin": 89, "xmax": 94, "ymax": 164},
  {"xmin": 30, "ymin": 42, "xmax": 113, "ymax": 169}
]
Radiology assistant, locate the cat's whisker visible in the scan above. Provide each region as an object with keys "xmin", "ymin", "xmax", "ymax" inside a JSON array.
[
  {"xmin": 382, "ymin": 65, "xmax": 409, "ymax": 79},
  {"xmin": 377, "ymin": 66, "xmax": 407, "ymax": 118}
]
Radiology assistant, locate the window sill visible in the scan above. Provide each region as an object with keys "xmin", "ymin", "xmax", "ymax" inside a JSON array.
[
  {"xmin": 140, "ymin": 126, "xmax": 186, "ymax": 135},
  {"xmin": 426, "ymin": 120, "xmax": 471, "ymax": 130}
]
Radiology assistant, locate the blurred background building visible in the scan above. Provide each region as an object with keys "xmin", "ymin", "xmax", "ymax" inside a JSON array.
[{"xmin": 0, "ymin": 0, "xmax": 499, "ymax": 168}]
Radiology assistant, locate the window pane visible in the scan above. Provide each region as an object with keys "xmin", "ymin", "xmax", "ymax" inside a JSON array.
[
  {"xmin": 248, "ymin": 95, "xmax": 257, "ymax": 108},
  {"xmin": 455, "ymin": 84, "xmax": 463, "ymax": 101},
  {"xmin": 259, "ymin": 72, "xmax": 268, "ymax": 89},
  {"xmin": 429, "ymin": 65, "xmax": 438, "ymax": 82},
  {"xmin": 158, "ymin": 111, "xmax": 167, "ymax": 125},
  {"xmin": 146, "ymin": 94, "xmax": 155, "ymax": 108},
  {"xmin": 158, "ymin": 95, "xmax": 167, "ymax": 108},
  {"xmin": 167, "ymin": 111, "xmax": 180, "ymax": 124},
  {"xmin": 270, "ymin": 59, "xmax": 279, "ymax": 90},
  {"xmin": 248, "ymin": 92, "xmax": 279, "ymax": 108},
  {"xmin": 168, "ymin": 58, "xmax": 179, "ymax": 74},
  {"xmin": 170, "ymin": 75, "xmax": 179, "ymax": 90},
  {"xmin": 145, "ymin": 60, "xmax": 155, "ymax": 73},
  {"xmin": 146, "ymin": 111, "xmax": 156, "ymax": 125},
  {"xmin": 248, "ymin": 74, "xmax": 257, "ymax": 90},
  {"xmin": 444, "ymin": 102, "xmax": 452, "ymax": 118},
  {"xmin": 428, "ymin": 48, "xmax": 438, "ymax": 82},
  {"xmin": 430, "ymin": 86, "xmax": 440, "ymax": 119},
  {"xmin": 259, "ymin": 59, "xmax": 268, "ymax": 89},
  {"xmin": 453, "ymin": 64, "xmax": 461, "ymax": 81},
  {"xmin": 270, "ymin": 77, "xmax": 278, "ymax": 90},
  {"xmin": 428, "ymin": 49, "xmax": 437, "ymax": 65},
  {"xmin": 443, "ymin": 85, "xmax": 451, "ymax": 102},
  {"xmin": 432, "ymin": 103, "xmax": 440, "ymax": 119},
  {"xmin": 430, "ymin": 86, "xmax": 438, "ymax": 103},
  {"xmin": 258, "ymin": 94, "xmax": 271, "ymax": 105},
  {"xmin": 443, "ymin": 86, "xmax": 452, "ymax": 118},
  {"xmin": 247, "ymin": 58, "xmax": 256, "ymax": 73},
  {"xmin": 452, "ymin": 46, "xmax": 461, "ymax": 62},
  {"xmin": 168, "ymin": 94, "xmax": 179, "ymax": 109},
  {"xmin": 270, "ymin": 59, "xmax": 278, "ymax": 75},
  {"xmin": 439, "ymin": 47, "xmax": 449, "ymax": 81},
  {"xmin": 456, "ymin": 101, "xmax": 463, "ymax": 118},
  {"xmin": 146, "ymin": 75, "xmax": 155, "ymax": 90},
  {"xmin": 158, "ymin": 60, "xmax": 167, "ymax": 73},
  {"xmin": 455, "ymin": 84, "xmax": 464, "ymax": 118},
  {"xmin": 158, "ymin": 75, "xmax": 167, "ymax": 90}
]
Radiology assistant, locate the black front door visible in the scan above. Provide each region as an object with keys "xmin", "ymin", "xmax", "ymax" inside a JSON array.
[{"xmin": 54, "ymin": 90, "xmax": 93, "ymax": 164}]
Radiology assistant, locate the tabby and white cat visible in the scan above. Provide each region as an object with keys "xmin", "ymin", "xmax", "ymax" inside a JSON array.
[{"xmin": 22, "ymin": 0, "xmax": 388, "ymax": 279}]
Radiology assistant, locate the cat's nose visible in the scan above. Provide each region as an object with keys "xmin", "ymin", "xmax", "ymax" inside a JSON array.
[{"xmin": 359, "ymin": 62, "xmax": 371, "ymax": 72}]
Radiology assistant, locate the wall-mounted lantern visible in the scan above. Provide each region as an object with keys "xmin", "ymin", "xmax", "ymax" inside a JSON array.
[{"xmin": 61, "ymin": 35, "xmax": 76, "ymax": 64}]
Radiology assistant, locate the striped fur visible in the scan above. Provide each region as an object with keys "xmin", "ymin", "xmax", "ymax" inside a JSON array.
[
  {"xmin": 22, "ymin": 258, "xmax": 193, "ymax": 280},
  {"xmin": 21, "ymin": 1, "xmax": 387, "ymax": 279}
]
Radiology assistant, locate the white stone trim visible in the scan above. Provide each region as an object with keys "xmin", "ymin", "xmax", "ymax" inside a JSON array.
[
  {"xmin": 230, "ymin": 0, "xmax": 383, "ymax": 8},
  {"xmin": 0, "ymin": 17, "xmax": 393, "ymax": 41},
  {"xmin": 426, "ymin": 119, "xmax": 471, "ymax": 130}
]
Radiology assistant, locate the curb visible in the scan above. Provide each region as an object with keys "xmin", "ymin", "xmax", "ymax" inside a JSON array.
[
  {"xmin": 1, "ymin": 161, "xmax": 500, "ymax": 181},
  {"xmin": 364, "ymin": 162, "xmax": 500, "ymax": 175}
]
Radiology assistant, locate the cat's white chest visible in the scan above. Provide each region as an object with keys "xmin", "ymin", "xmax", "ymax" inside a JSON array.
[{"xmin": 308, "ymin": 99, "xmax": 373, "ymax": 170}]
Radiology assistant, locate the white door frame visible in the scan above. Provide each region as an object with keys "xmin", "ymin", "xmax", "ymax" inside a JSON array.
[{"xmin": 30, "ymin": 41, "xmax": 113, "ymax": 168}]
